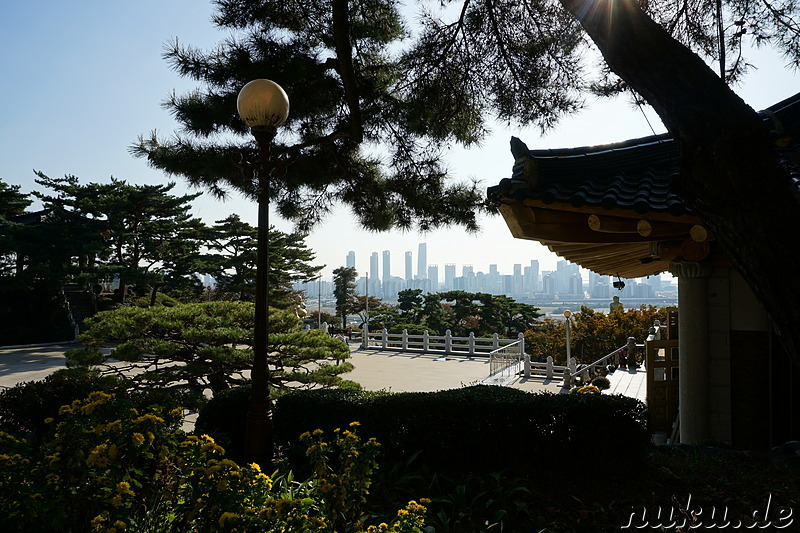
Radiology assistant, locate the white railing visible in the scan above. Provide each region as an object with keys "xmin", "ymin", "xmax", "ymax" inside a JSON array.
[
  {"xmin": 562, "ymin": 345, "xmax": 626, "ymax": 387},
  {"xmin": 362, "ymin": 328, "xmax": 522, "ymax": 358},
  {"xmin": 488, "ymin": 339, "xmax": 524, "ymax": 375},
  {"xmin": 521, "ymin": 355, "xmax": 570, "ymax": 381}
]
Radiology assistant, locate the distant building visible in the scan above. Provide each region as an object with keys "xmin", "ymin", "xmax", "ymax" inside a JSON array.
[
  {"xmin": 444, "ymin": 263, "xmax": 456, "ymax": 290},
  {"xmin": 427, "ymin": 265, "xmax": 439, "ymax": 292},
  {"xmin": 417, "ymin": 243, "xmax": 427, "ymax": 280},
  {"xmin": 346, "ymin": 250, "xmax": 356, "ymax": 269}
]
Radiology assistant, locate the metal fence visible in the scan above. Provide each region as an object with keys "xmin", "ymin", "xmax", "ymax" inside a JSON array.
[{"xmin": 487, "ymin": 340, "xmax": 524, "ymax": 381}]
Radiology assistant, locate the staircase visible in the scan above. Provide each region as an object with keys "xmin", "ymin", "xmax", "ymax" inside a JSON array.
[{"xmin": 62, "ymin": 283, "xmax": 96, "ymax": 336}]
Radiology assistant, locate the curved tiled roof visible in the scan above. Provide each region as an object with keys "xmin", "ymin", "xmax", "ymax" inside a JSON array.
[{"xmin": 489, "ymin": 91, "xmax": 800, "ymax": 215}]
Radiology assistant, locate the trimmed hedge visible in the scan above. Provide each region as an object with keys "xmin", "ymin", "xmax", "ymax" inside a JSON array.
[
  {"xmin": 196, "ymin": 385, "xmax": 648, "ymax": 472},
  {"xmin": 193, "ymin": 384, "xmax": 253, "ymax": 457},
  {"xmin": 272, "ymin": 386, "xmax": 648, "ymax": 473}
]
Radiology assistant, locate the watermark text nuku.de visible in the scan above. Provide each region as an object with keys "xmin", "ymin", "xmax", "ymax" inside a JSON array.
[{"xmin": 621, "ymin": 493, "xmax": 794, "ymax": 529}]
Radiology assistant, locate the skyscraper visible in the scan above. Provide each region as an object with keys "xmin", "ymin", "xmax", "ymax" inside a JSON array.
[
  {"xmin": 370, "ymin": 251, "xmax": 379, "ymax": 283},
  {"xmin": 444, "ymin": 263, "xmax": 456, "ymax": 290},
  {"xmin": 417, "ymin": 242, "xmax": 427, "ymax": 280},
  {"xmin": 346, "ymin": 251, "xmax": 356, "ymax": 269},
  {"xmin": 405, "ymin": 251, "xmax": 412, "ymax": 281},
  {"xmin": 382, "ymin": 250, "xmax": 391, "ymax": 283},
  {"xmin": 427, "ymin": 265, "xmax": 439, "ymax": 292}
]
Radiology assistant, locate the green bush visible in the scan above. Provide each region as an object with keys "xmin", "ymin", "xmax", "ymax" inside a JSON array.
[
  {"xmin": 0, "ymin": 391, "xmax": 428, "ymax": 532},
  {"xmin": 194, "ymin": 384, "xmax": 253, "ymax": 459},
  {"xmin": 0, "ymin": 367, "xmax": 194, "ymax": 446},
  {"xmin": 273, "ymin": 386, "xmax": 648, "ymax": 474},
  {"xmin": 591, "ymin": 376, "xmax": 611, "ymax": 390}
]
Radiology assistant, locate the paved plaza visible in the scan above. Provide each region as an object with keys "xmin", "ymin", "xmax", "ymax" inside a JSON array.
[{"xmin": 0, "ymin": 342, "xmax": 645, "ymax": 400}]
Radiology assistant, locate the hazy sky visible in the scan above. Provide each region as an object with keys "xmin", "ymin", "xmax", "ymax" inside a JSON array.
[{"xmin": 2, "ymin": 1, "xmax": 797, "ymax": 280}]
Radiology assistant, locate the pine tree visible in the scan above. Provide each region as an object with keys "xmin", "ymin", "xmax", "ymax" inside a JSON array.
[
  {"xmin": 33, "ymin": 173, "xmax": 207, "ymax": 300},
  {"xmin": 206, "ymin": 215, "xmax": 323, "ymax": 306},
  {"xmin": 0, "ymin": 180, "xmax": 31, "ymax": 220},
  {"xmin": 131, "ymin": 0, "xmax": 485, "ymax": 233},
  {"xmin": 332, "ymin": 266, "xmax": 358, "ymax": 329}
]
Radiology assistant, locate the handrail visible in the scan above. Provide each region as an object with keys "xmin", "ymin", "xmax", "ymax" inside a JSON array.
[
  {"xmin": 563, "ymin": 344, "xmax": 626, "ymax": 387},
  {"xmin": 483, "ymin": 338, "xmax": 525, "ymax": 385}
]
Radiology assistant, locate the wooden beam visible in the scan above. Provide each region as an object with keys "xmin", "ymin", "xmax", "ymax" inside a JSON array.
[
  {"xmin": 498, "ymin": 203, "xmax": 536, "ymax": 240},
  {"xmin": 588, "ymin": 214, "xmax": 640, "ymax": 233},
  {"xmin": 690, "ymin": 224, "xmax": 713, "ymax": 242},
  {"xmin": 554, "ymin": 244, "xmax": 649, "ymax": 262},
  {"xmin": 520, "ymin": 198, "xmax": 701, "ymax": 224}
]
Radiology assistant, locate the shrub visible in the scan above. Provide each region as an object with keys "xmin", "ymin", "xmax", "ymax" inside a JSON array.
[
  {"xmin": 0, "ymin": 391, "xmax": 428, "ymax": 532},
  {"xmin": 591, "ymin": 376, "xmax": 611, "ymax": 390},
  {"xmin": 272, "ymin": 385, "xmax": 648, "ymax": 474},
  {"xmin": 193, "ymin": 384, "xmax": 253, "ymax": 460},
  {"xmin": 0, "ymin": 367, "xmax": 194, "ymax": 446}
]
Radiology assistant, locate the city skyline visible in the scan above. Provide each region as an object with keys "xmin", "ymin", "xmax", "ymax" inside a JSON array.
[{"xmin": 339, "ymin": 244, "xmax": 664, "ymax": 285}]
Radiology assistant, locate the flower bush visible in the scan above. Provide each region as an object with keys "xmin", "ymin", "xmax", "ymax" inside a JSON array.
[{"xmin": 0, "ymin": 391, "xmax": 427, "ymax": 532}]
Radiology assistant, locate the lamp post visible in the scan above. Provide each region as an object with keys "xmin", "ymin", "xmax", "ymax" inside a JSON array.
[
  {"xmin": 237, "ymin": 79, "xmax": 289, "ymax": 465},
  {"xmin": 563, "ymin": 309, "xmax": 572, "ymax": 367}
]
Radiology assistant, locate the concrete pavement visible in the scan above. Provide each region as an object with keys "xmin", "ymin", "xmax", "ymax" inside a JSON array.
[
  {"xmin": 0, "ymin": 342, "xmax": 566, "ymax": 395},
  {"xmin": 0, "ymin": 343, "xmax": 72, "ymax": 388}
]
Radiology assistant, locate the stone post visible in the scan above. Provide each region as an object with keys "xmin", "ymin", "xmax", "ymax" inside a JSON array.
[{"xmin": 671, "ymin": 261, "xmax": 713, "ymax": 444}]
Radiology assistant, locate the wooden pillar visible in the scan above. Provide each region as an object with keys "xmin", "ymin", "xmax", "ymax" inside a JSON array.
[{"xmin": 671, "ymin": 261, "xmax": 713, "ymax": 443}]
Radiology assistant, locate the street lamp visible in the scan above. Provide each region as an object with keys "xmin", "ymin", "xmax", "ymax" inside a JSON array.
[
  {"xmin": 563, "ymin": 310, "xmax": 572, "ymax": 366},
  {"xmin": 237, "ymin": 79, "xmax": 289, "ymax": 465}
]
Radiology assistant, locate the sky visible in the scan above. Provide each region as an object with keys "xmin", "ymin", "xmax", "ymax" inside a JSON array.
[{"xmin": 1, "ymin": 1, "xmax": 798, "ymax": 281}]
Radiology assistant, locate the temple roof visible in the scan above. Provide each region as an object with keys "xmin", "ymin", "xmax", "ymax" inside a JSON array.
[
  {"xmin": 488, "ymin": 91, "xmax": 800, "ymax": 278},
  {"xmin": 490, "ymin": 91, "xmax": 800, "ymax": 215}
]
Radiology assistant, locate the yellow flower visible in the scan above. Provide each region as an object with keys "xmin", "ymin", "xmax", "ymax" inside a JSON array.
[
  {"xmin": 218, "ymin": 512, "xmax": 239, "ymax": 527},
  {"xmin": 312, "ymin": 428, "xmax": 324, "ymax": 436},
  {"xmin": 132, "ymin": 433, "xmax": 145, "ymax": 447},
  {"xmin": 111, "ymin": 495, "xmax": 123, "ymax": 507},
  {"xmin": 250, "ymin": 462, "xmax": 261, "ymax": 472},
  {"xmin": 116, "ymin": 481, "xmax": 134, "ymax": 496},
  {"xmin": 44, "ymin": 417, "xmax": 54, "ymax": 424},
  {"xmin": 133, "ymin": 413, "xmax": 164, "ymax": 425},
  {"xmin": 113, "ymin": 520, "xmax": 127, "ymax": 530}
]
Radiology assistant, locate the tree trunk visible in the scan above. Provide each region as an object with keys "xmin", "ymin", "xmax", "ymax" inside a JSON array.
[{"xmin": 559, "ymin": 0, "xmax": 800, "ymax": 367}]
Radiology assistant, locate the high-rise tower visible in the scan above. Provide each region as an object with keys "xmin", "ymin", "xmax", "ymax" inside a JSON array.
[
  {"xmin": 405, "ymin": 251, "xmax": 412, "ymax": 281},
  {"xmin": 417, "ymin": 243, "xmax": 427, "ymax": 280},
  {"xmin": 346, "ymin": 251, "xmax": 356, "ymax": 269},
  {"xmin": 382, "ymin": 250, "xmax": 391, "ymax": 283}
]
